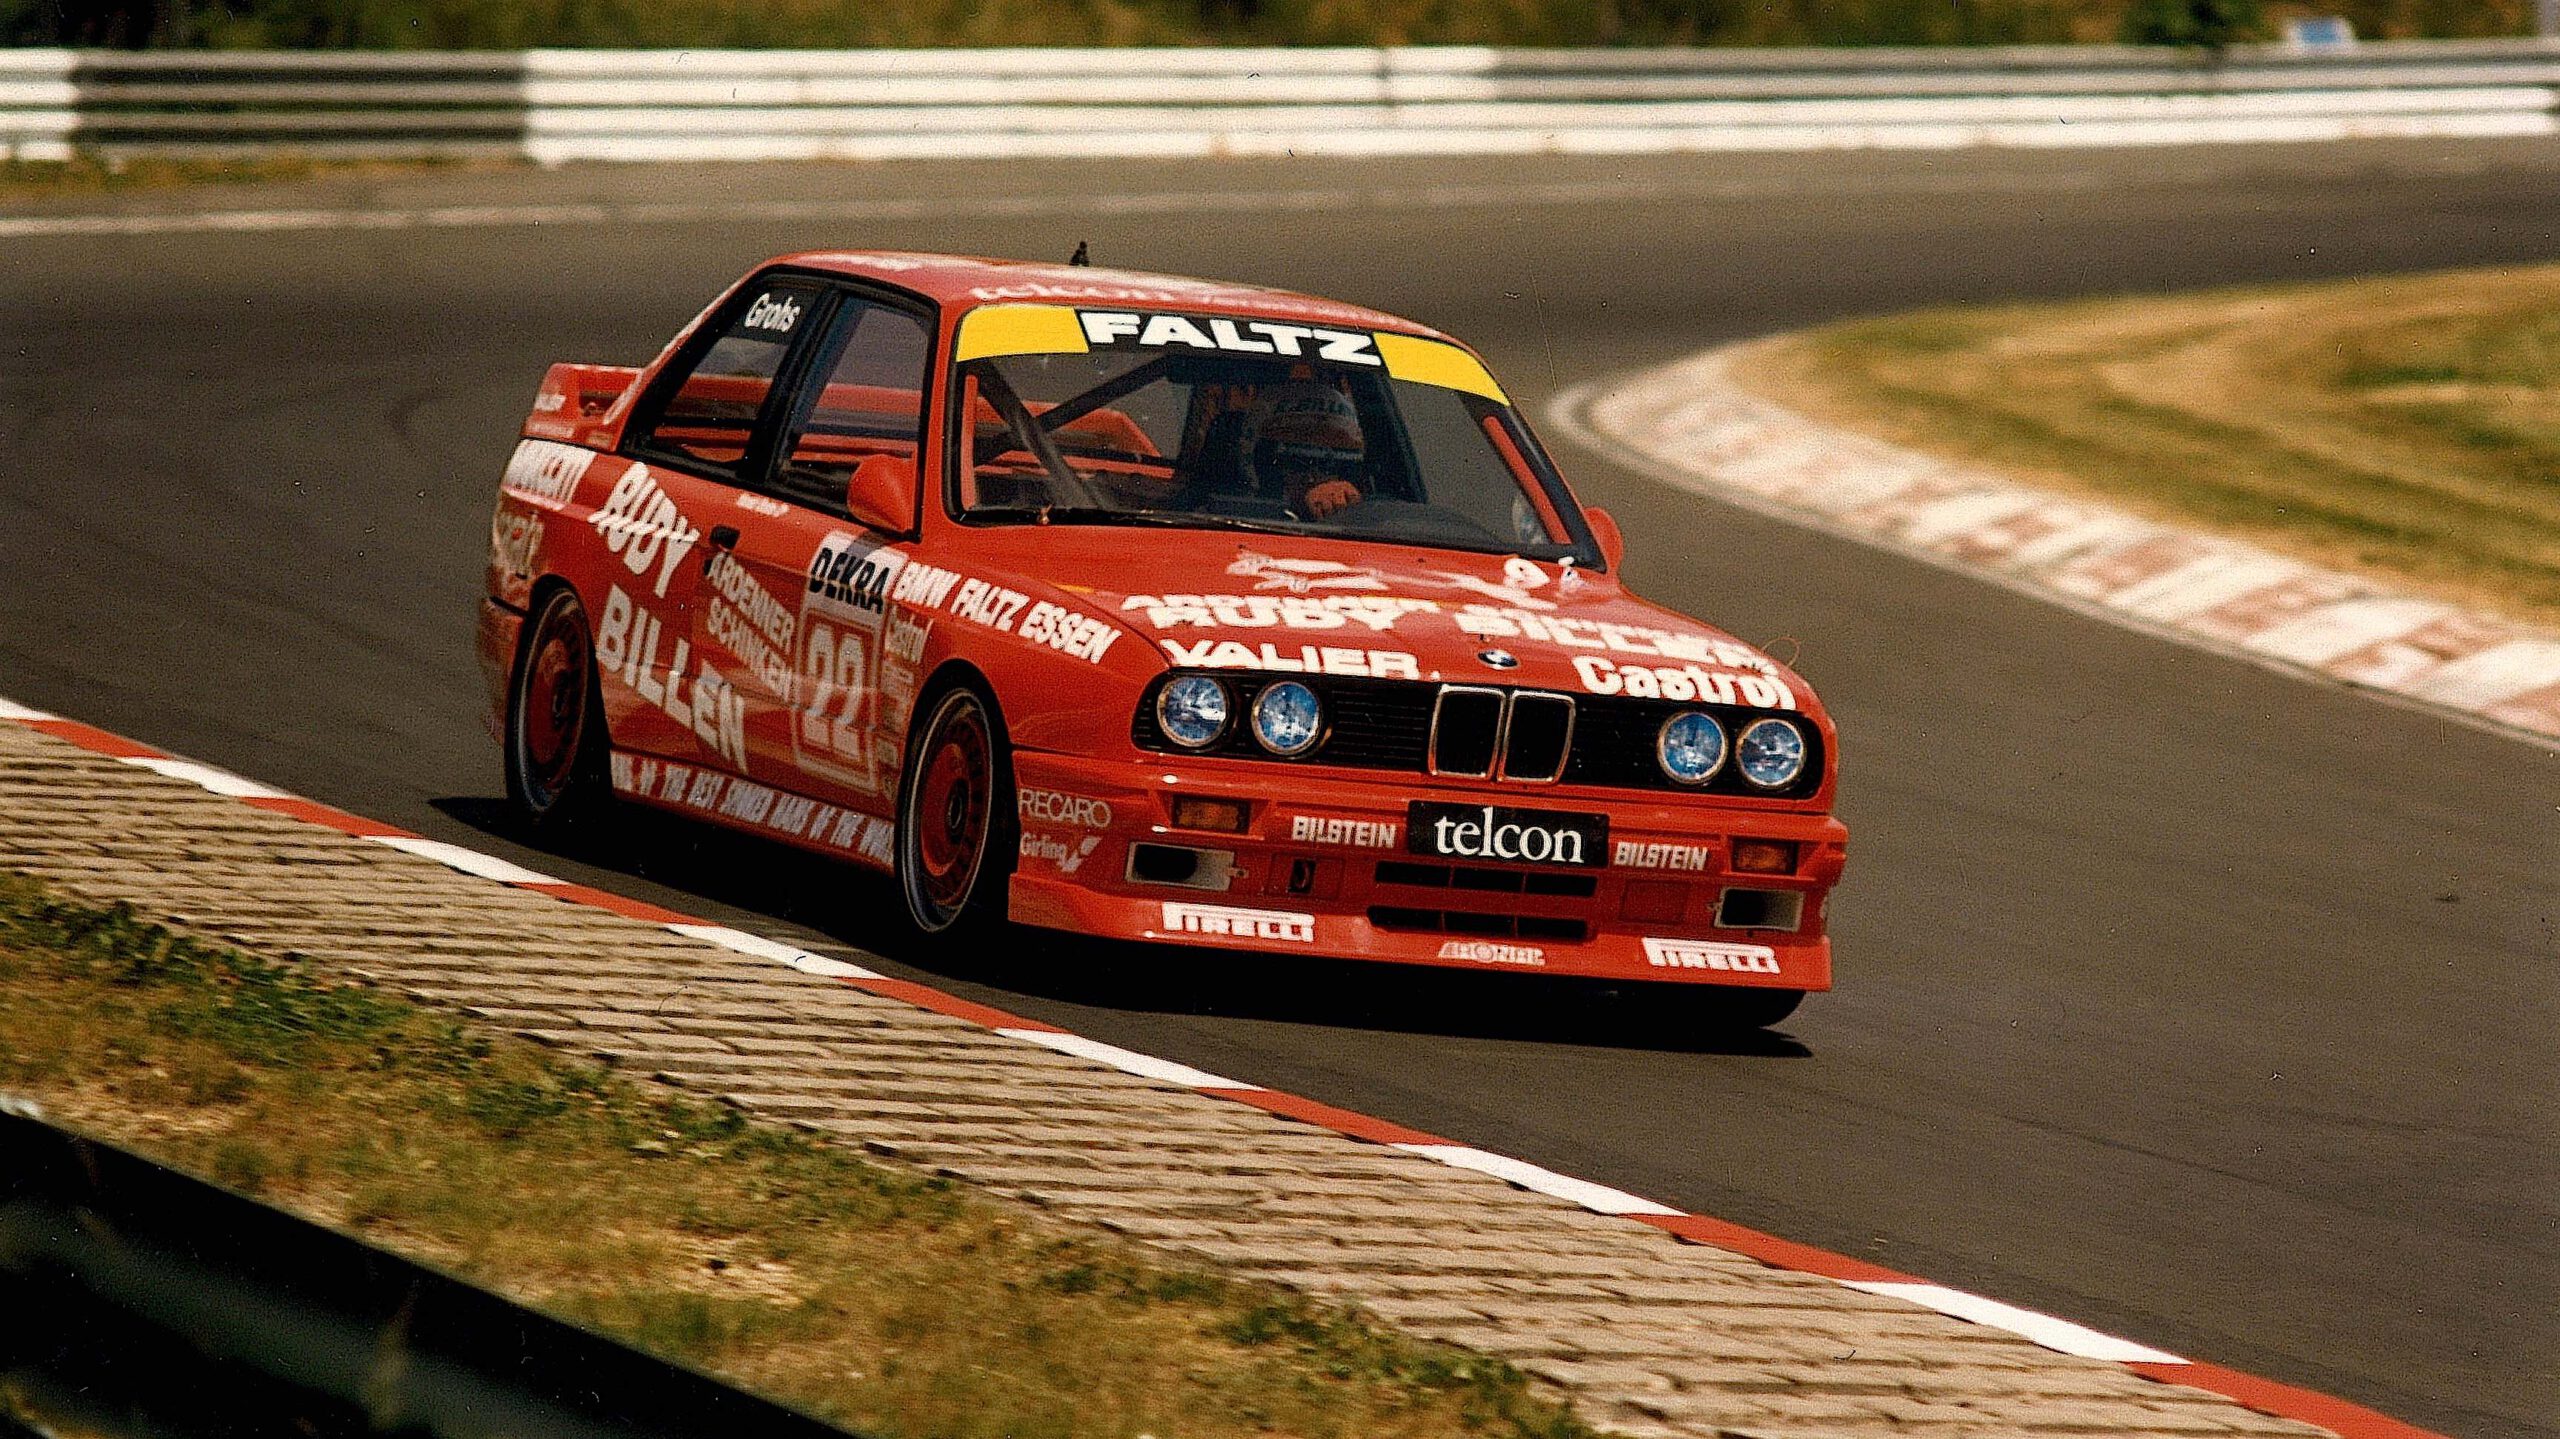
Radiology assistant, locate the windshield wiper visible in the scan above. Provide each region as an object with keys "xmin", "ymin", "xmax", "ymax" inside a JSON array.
[{"xmin": 969, "ymin": 506, "xmax": 1306, "ymax": 537}]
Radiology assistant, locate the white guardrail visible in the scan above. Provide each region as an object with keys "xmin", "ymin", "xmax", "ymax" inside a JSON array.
[{"xmin": 4, "ymin": 41, "xmax": 2557, "ymax": 163}]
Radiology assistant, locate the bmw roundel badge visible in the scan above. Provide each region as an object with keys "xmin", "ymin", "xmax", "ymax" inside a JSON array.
[{"xmin": 1478, "ymin": 648, "xmax": 1520, "ymax": 669}]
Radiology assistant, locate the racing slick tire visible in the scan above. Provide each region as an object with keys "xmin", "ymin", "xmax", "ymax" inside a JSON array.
[
  {"xmin": 504, "ymin": 586, "xmax": 611, "ymax": 833},
  {"xmin": 897, "ymin": 682, "xmax": 1017, "ymax": 938}
]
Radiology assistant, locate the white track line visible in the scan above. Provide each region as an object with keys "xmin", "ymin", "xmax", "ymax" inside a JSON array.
[
  {"xmin": 0, "ymin": 698, "xmax": 59, "ymax": 722},
  {"xmin": 1393, "ymin": 1143, "xmax": 1685, "ymax": 1217},
  {"xmin": 365, "ymin": 834, "xmax": 564, "ymax": 886},
  {"xmin": 1844, "ymin": 1281, "xmax": 2185, "ymax": 1364},
  {"xmin": 994, "ymin": 1029, "xmax": 1263, "ymax": 1091},
  {"xmin": 120, "ymin": 754, "xmax": 290, "ymax": 799},
  {"xmin": 666, "ymin": 922, "xmax": 881, "ymax": 980}
]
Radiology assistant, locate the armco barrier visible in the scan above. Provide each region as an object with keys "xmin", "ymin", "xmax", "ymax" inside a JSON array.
[
  {"xmin": 0, "ymin": 1104, "xmax": 859, "ymax": 1439},
  {"xmin": 1, "ymin": 40, "xmax": 2556, "ymax": 163}
]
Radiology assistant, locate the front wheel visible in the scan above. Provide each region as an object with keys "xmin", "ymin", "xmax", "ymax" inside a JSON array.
[
  {"xmin": 505, "ymin": 587, "xmax": 608, "ymax": 831},
  {"xmin": 897, "ymin": 685, "xmax": 1014, "ymax": 936}
]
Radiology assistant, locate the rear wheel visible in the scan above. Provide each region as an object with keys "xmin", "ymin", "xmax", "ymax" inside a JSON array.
[
  {"xmin": 897, "ymin": 685, "xmax": 1014, "ymax": 935},
  {"xmin": 505, "ymin": 587, "xmax": 608, "ymax": 830}
]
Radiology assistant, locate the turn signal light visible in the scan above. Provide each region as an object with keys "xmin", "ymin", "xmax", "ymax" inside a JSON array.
[
  {"xmin": 1170, "ymin": 796, "xmax": 1250, "ymax": 833},
  {"xmin": 1730, "ymin": 839, "xmax": 1798, "ymax": 875}
]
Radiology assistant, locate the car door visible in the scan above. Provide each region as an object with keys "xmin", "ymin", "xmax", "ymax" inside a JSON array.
[
  {"xmin": 691, "ymin": 286, "xmax": 937, "ymax": 814},
  {"xmin": 606, "ymin": 274, "xmax": 829, "ymax": 777}
]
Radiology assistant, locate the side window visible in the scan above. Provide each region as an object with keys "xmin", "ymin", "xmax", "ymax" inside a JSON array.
[
  {"xmin": 630, "ymin": 282, "xmax": 822, "ymax": 475},
  {"xmin": 771, "ymin": 298, "xmax": 933, "ymax": 512}
]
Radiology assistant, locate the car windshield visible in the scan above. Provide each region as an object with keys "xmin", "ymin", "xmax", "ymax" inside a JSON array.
[{"xmin": 951, "ymin": 339, "xmax": 1594, "ymax": 563}]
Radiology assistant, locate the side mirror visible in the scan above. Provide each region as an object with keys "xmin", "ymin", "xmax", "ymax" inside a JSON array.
[
  {"xmin": 845, "ymin": 453, "xmax": 917, "ymax": 536},
  {"xmin": 1583, "ymin": 505, "xmax": 1626, "ymax": 571}
]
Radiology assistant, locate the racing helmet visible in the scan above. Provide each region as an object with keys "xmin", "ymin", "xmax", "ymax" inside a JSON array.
[{"xmin": 1242, "ymin": 381, "xmax": 1364, "ymax": 496}]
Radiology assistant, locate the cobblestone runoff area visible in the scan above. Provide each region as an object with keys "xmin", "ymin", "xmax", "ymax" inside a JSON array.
[
  {"xmin": 0, "ymin": 718, "xmax": 2337, "ymax": 1439},
  {"xmin": 1571, "ymin": 345, "xmax": 2560, "ymax": 748}
]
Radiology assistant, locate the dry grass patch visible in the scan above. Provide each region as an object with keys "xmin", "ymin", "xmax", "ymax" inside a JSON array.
[
  {"xmin": 0, "ymin": 872, "xmax": 1600, "ymax": 1439},
  {"xmin": 1740, "ymin": 263, "xmax": 2560, "ymax": 626}
]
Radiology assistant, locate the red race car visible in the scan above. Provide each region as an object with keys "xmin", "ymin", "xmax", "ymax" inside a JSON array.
[{"xmin": 479, "ymin": 252, "xmax": 1845, "ymax": 1024}]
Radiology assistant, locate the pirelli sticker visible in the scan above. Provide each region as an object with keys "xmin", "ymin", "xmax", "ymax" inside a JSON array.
[{"xmin": 953, "ymin": 304, "xmax": 1507, "ymax": 403}]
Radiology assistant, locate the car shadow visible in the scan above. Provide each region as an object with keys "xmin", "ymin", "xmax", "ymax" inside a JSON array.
[{"xmin": 430, "ymin": 795, "xmax": 1813, "ymax": 1059}]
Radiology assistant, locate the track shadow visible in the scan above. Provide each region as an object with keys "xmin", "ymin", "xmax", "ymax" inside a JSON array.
[{"xmin": 430, "ymin": 796, "xmax": 1812, "ymax": 1059}]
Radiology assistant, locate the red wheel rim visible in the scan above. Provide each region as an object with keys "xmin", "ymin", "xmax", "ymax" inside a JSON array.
[
  {"xmin": 520, "ymin": 613, "xmax": 589, "ymax": 805},
  {"xmin": 913, "ymin": 699, "xmax": 991, "ymax": 917}
]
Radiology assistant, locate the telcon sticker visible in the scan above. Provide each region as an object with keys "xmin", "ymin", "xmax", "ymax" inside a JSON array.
[
  {"xmin": 1018, "ymin": 788, "xmax": 1112, "ymax": 830},
  {"xmin": 1160, "ymin": 639, "xmax": 1421, "ymax": 680},
  {"xmin": 1615, "ymin": 840, "xmax": 1715, "ymax": 872},
  {"xmin": 502, "ymin": 439, "xmax": 594, "ymax": 510},
  {"xmin": 1289, "ymin": 815, "xmax": 1399, "ymax": 849},
  {"xmin": 595, "ymin": 585, "xmax": 747, "ymax": 772},
  {"xmin": 589, "ymin": 465, "xmax": 702, "ymax": 600},
  {"xmin": 1078, "ymin": 309, "xmax": 1383, "ymax": 368},
  {"xmin": 1162, "ymin": 902, "xmax": 1315, "ymax": 945},
  {"xmin": 609, "ymin": 752, "xmax": 891, "ymax": 871},
  {"xmin": 1574, "ymin": 656, "xmax": 1798, "ymax": 710},
  {"xmin": 1438, "ymin": 940, "xmax": 1545, "ymax": 967},
  {"xmin": 1124, "ymin": 594, "xmax": 1438, "ymax": 634},
  {"xmin": 1409, "ymin": 801, "xmax": 1607, "ymax": 869},
  {"xmin": 1642, "ymin": 939, "xmax": 1782, "ymax": 975}
]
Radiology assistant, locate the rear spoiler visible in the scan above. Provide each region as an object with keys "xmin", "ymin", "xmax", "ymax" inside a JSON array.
[{"xmin": 523, "ymin": 363, "xmax": 641, "ymax": 443}]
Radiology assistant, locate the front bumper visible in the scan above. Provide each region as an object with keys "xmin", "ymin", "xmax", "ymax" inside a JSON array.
[{"xmin": 1007, "ymin": 750, "xmax": 1845, "ymax": 989}]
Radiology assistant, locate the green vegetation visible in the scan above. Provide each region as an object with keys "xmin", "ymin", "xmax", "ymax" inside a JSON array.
[
  {"xmin": 0, "ymin": 873, "xmax": 1600, "ymax": 1439},
  {"xmin": 2115, "ymin": 0, "xmax": 2265, "ymax": 46},
  {"xmin": 2, "ymin": 0, "xmax": 2542, "ymax": 49},
  {"xmin": 1737, "ymin": 263, "xmax": 2560, "ymax": 626}
]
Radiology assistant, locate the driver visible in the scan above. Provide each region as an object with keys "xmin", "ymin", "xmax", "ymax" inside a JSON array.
[{"xmin": 1243, "ymin": 381, "xmax": 1366, "ymax": 519}]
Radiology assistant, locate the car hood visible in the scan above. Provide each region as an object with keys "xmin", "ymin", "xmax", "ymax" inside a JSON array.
[{"xmin": 970, "ymin": 528, "xmax": 1822, "ymax": 718}]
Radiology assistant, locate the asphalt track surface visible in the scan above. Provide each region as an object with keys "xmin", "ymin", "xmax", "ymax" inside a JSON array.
[{"xmin": 4, "ymin": 142, "xmax": 2555, "ymax": 1438}]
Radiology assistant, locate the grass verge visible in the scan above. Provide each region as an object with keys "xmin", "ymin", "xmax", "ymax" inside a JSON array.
[
  {"xmin": 0, "ymin": 871, "xmax": 1598, "ymax": 1439},
  {"xmin": 1736, "ymin": 263, "xmax": 2560, "ymax": 628}
]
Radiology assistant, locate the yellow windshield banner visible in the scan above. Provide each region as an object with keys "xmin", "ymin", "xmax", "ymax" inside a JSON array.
[
  {"xmin": 955, "ymin": 304, "xmax": 1509, "ymax": 403},
  {"xmin": 1373, "ymin": 333, "xmax": 1508, "ymax": 403},
  {"xmin": 953, "ymin": 304, "xmax": 1091, "ymax": 362}
]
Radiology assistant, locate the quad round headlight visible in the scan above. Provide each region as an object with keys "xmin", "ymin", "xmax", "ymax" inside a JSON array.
[
  {"xmin": 1655, "ymin": 711, "xmax": 1726, "ymax": 786},
  {"xmin": 1736, "ymin": 717, "xmax": 1808, "ymax": 789},
  {"xmin": 1250, "ymin": 680, "xmax": 1323, "ymax": 757},
  {"xmin": 1156, "ymin": 676, "xmax": 1231, "ymax": 749}
]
